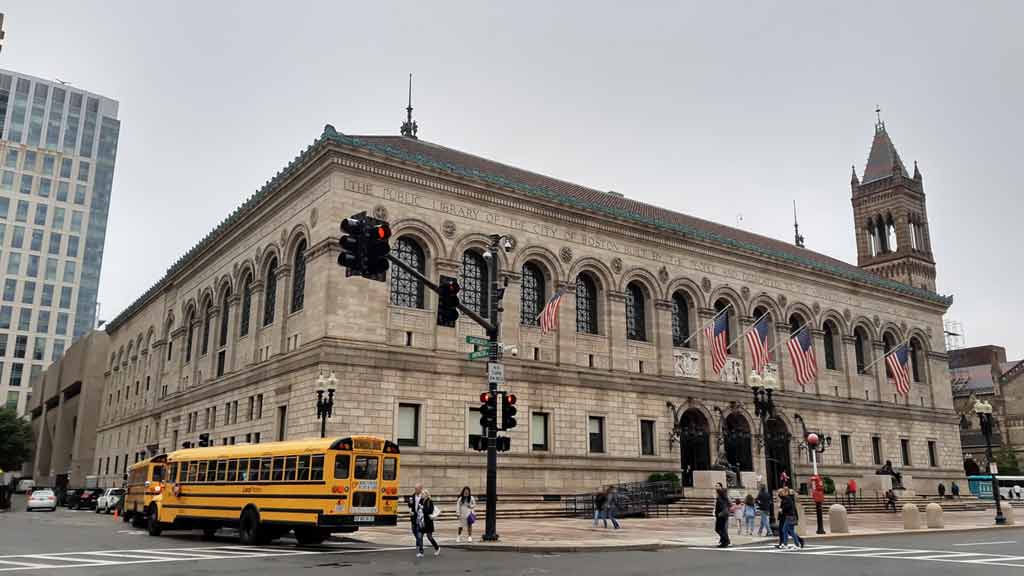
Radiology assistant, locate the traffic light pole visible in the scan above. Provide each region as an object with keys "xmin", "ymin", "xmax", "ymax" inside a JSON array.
[
  {"xmin": 483, "ymin": 236, "xmax": 502, "ymax": 542},
  {"xmin": 385, "ymin": 254, "xmax": 495, "ymax": 333}
]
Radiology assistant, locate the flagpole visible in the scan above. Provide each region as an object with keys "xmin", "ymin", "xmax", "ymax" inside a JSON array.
[
  {"xmin": 860, "ymin": 337, "xmax": 912, "ymax": 374},
  {"xmin": 725, "ymin": 310, "xmax": 772, "ymax": 352},
  {"xmin": 677, "ymin": 303, "xmax": 733, "ymax": 348}
]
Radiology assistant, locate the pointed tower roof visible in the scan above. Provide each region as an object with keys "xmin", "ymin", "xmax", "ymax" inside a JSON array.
[{"xmin": 862, "ymin": 121, "xmax": 908, "ymax": 183}]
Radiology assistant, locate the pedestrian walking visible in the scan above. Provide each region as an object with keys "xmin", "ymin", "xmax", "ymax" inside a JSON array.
[
  {"xmin": 456, "ymin": 486, "xmax": 476, "ymax": 543},
  {"xmin": 714, "ymin": 483, "xmax": 731, "ymax": 548},
  {"xmin": 777, "ymin": 487, "xmax": 804, "ymax": 550},
  {"xmin": 884, "ymin": 489, "xmax": 897, "ymax": 512},
  {"xmin": 846, "ymin": 478, "xmax": 857, "ymax": 506},
  {"xmin": 743, "ymin": 494, "xmax": 756, "ymax": 535},
  {"xmin": 603, "ymin": 486, "xmax": 621, "ymax": 529},
  {"xmin": 731, "ymin": 498, "xmax": 743, "ymax": 532},
  {"xmin": 756, "ymin": 484, "xmax": 773, "ymax": 536},
  {"xmin": 407, "ymin": 483, "xmax": 440, "ymax": 558},
  {"xmin": 592, "ymin": 488, "xmax": 607, "ymax": 528},
  {"xmin": 951, "ymin": 481, "xmax": 960, "ymax": 500},
  {"xmin": 937, "ymin": 482, "xmax": 946, "ymax": 500}
]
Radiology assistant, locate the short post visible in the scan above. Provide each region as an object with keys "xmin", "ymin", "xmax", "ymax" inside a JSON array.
[
  {"xmin": 828, "ymin": 503, "xmax": 849, "ymax": 533},
  {"xmin": 925, "ymin": 502, "xmax": 943, "ymax": 529},
  {"xmin": 902, "ymin": 503, "xmax": 921, "ymax": 530}
]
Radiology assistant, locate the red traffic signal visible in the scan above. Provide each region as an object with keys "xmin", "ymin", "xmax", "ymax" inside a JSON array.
[{"xmin": 480, "ymin": 392, "xmax": 491, "ymax": 403}]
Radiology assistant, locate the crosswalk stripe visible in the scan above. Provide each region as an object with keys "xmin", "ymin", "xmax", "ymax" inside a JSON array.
[
  {"xmin": 965, "ymin": 556, "xmax": 1024, "ymax": 564},
  {"xmin": 0, "ymin": 560, "xmax": 56, "ymax": 569},
  {"xmin": 907, "ymin": 552, "xmax": 988, "ymax": 560}
]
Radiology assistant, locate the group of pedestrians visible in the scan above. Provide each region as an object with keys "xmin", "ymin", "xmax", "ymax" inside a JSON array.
[
  {"xmin": 592, "ymin": 485, "xmax": 621, "ymax": 529},
  {"xmin": 406, "ymin": 483, "xmax": 478, "ymax": 559},
  {"xmin": 714, "ymin": 482, "xmax": 804, "ymax": 549}
]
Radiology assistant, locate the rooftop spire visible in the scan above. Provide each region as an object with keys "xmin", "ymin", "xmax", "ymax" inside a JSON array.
[
  {"xmin": 400, "ymin": 73, "xmax": 418, "ymax": 139},
  {"xmin": 862, "ymin": 108, "xmax": 908, "ymax": 183},
  {"xmin": 851, "ymin": 164, "xmax": 860, "ymax": 186},
  {"xmin": 793, "ymin": 200, "xmax": 805, "ymax": 248}
]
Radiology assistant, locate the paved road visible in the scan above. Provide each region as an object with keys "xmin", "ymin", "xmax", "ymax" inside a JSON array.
[{"xmin": 3, "ymin": 496, "xmax": 1024, "ymax": 575}]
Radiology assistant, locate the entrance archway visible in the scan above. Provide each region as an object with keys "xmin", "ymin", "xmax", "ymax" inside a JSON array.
[
  {"xmin": 765, "ymin": 418, "xmax": 793, "ymax": 491},
  {"xmin": 964, "ymin": 458, "xmax": 980, "ymax": 476},
  {"xmin": 724, "ymin": 413, "xmax": 754, "ymax": 472},
  {"xmin": 680, "ymin": 409, "xmax": 711, "ymax": 487}
]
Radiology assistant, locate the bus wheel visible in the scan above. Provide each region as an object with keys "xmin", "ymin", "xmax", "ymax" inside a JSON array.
[
  {"xmin": 293, "ymin": 527, "xmax": 329, "ymax": 546},
  {"xmin": 147, "ymin": 505, "xmax": 163, "ymax": 537},
  {"xmin": 238, "ymin": 508, "xmax": 264, "ymax": 545}
]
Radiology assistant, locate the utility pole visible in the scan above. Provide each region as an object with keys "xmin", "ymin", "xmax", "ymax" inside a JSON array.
[{"xmin": 483, "ymin": 234, "xmax": 502, "ymax": 542}]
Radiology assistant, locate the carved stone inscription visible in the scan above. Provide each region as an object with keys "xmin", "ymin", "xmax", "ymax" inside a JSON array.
[{"xmin": 674, "ymin": 350, "xmax": 700, "ymax": 379}]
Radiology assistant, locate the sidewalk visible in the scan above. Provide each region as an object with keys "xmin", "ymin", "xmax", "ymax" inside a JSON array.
[{"xmin": 347, "ymin": 509, "xmax": 1017, "ymax": 552}]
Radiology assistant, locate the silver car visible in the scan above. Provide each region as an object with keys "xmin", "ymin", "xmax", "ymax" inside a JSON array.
[
  {"xmin": 26, "ymin": 489, "xmax": 57, "ymax": 512},
  {"xmin": 95, "ymin": 488, "xmax": 125, "ymax": 514}
]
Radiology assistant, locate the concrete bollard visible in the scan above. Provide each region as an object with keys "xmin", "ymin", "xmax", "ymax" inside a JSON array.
[
  {"xmin": 829, "ymin": 504, "xmax": 849, "ymax": 533},
  {"xmin": 925, "ymin": 502, "xmax": 943, "ymax": 529},
  {"xmin": 902, "ymin": 503, "xmax": 921, "ymax": 530},
  {"xmin": 1003, "ymin": 504, "xmax": 1015, "ymax": 525}
]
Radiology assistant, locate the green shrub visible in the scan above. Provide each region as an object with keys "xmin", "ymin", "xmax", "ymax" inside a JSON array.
[{"xmin": 823, "ymin": 476, "xmax": 836, "ymax": 495}]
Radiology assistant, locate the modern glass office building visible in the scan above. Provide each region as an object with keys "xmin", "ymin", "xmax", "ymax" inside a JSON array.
[{"xmin": 0, "ymin": 69, "xmax": 119, "ymax": 414}]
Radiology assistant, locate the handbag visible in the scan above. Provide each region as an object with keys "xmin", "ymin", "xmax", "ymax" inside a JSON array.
[
  {"xmin": 467, "ymin": 511, "xmax": 476, "ymax": 525},
  {"xmin": 430, "ymin": 504, "xmax": 442, "ymax": 520}
]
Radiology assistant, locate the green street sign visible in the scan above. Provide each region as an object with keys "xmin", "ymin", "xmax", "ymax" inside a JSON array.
[
  {"xmin": 469, "ymin": 349, "xmax": 490, "ymax": 360},
  {"xmin": 465, "ymin": 335, "xmax": 490, "ymax": 346}
]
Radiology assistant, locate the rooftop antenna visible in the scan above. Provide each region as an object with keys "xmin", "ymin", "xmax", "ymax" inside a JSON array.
[
  {"xmin": 875, "ymin": 104, "xmax": 884, "ymax": 131},
  {"xmin": 793, "ymin": 200, "xmax": 805, "ymax": 248},
  {"xmin": 400, "ymin": 73, "xmax": 418, "ymax": 139}
]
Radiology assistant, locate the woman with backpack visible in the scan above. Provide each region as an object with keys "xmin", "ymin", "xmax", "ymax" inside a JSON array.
[{"xmin": 456, "ymin": 486, "xmax": 477, "ymax": 543}]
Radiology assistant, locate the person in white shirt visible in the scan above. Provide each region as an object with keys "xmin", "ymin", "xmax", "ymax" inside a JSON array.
[{"xmin": 456, "ymin": 486, "xmax": 477, "ymax": 543}]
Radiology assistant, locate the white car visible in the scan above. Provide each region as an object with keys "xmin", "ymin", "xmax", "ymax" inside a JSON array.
[
  {"xmin": 26, "ymin": 489, "xmax": 57, "ymax": 512},
  {"xmin": 95, "ymin": 488, "xmax": 125, "ymax": 514}
]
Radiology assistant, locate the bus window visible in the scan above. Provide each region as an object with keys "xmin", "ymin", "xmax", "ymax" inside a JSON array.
[
  {"xmin": 169, "ymin": 463, "xmax": 179, "ymax": 483},
  {"xmin": 206, "ymin": 461, "xmax": 217, "ymax": 482},
  {"xmin": 238, "ymin": 459, "xmax": 250, "ymax": 482},
  {"xmin": 354, "ymin": 456, "xmax": 378, "ymax": 480},
  {"xmin": 297, "ymin": 455, "xmax": 310, "ymax": 481},
  {"xmin": 152, "ymin": 466, "xmax": 165, "ymax": 482},
  {"xmin": 187, "ymin": 462, "xmax": 197, "ymax": 483},
  {"xmin": 311, "ymin": 455, "xmax": 324, "ymax": 481},
  {"xmin": 284, "ymin": 456, "xmax": 297, "ymax": 481},
  {"xmin": 249, "ymin": 458, "xmax": 261, "ymax": 481},
  {"xmin": 259, "ymin": 458, "xmax": 272, "ymax": 481},
  {"xmin": 216, "ymin": 460, "xmax": 227, "ymax": 482},
  {"xmin": 383, "ymin": 457, "xmax": 397, "ymax": 481},
  {"xmin": 197, "ymin": 462, "xmax": 208, "ymax": 482},
  {"xmin": 272, "ymin": 457, "xmax": 285, "ymax": 481},
  {"xmin": 227, "ymin": 459, "xmax": 238, "ymax": 482},
  {"xmin": 334, "ymin": 455, "xmax": 351, "ymax": 480}
]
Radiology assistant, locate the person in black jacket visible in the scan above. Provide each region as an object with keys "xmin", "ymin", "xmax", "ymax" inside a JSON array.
[
  {"xmin": 756, "ymin": 484, "xmax": 773, "ymax": 536},
  {"xmin": 777, "ymin": 487, "xmax": 804, "ymax": 549},
  {"xmin": 714, "ymin": 484, "xmax": 731, "ymax": 548},
  {"xmin": 407, "ymin": 483, "xmax": 440, "ymax": 558}
]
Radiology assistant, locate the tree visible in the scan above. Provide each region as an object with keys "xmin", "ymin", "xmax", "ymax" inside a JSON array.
[
  {"xmin": 995, "ymin": 446, "xmax": 1021, "ymax": 476},
  {"xmin": 0, "ymin": 408, "xmax": 32, "ymax": 471}
]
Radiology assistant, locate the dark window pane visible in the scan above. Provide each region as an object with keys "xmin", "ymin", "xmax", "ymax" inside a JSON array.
[
  {"xmin": 383, "ymin": 457, "xmax": 397, "ymax": 481},
  {"xmin": 263, "ymin": 258, "xmax": 278, "ymax": 326},
  {"xmin": 354, "ymin": 456, "xmax": 379, "ymax": 480},
  {"xmin": 625, "ymin": 282, "xmax": 646, "ymax": 341},
  {"xmin": 291, "ymin": 240, "xmax": 306, "ymax": 313},
  {"xmin": 240, "ymin": 273, "xmax": 252, "ymax": 337},
  {"xmin": 672, "ymin": 293, "xmax": 690, "ymax": 347},
  {"xmin": 824, "ymin": 322, "xmax": 837, "ymax": 370},
  {"xmin": 390, "ymin": 237, "xmax": 424, "ymax": 308},
  {"xmin": 520, "ymin": 263, "xmax": 544, "ymax": 326},
  {"xmin": 575, "ymin": 274, "xmax": 598, "ymax": 334},
  {"xmin": 460, "ymin": 251, "xmax": 488, "ymax": 316},
  {"xmin": 333, "ymin": 454, "xmax": 350, "ymax": 480}
]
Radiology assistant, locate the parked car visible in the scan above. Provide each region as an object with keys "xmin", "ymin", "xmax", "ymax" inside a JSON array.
[
  {"xmin": 95, "ymin": 488, "xmax": 125, "ymax": 514},
  {"xmin": 74, "ymin": 488, "xmax": 104, "ymax": 510},
  {"xmin": 26, "ymin": 489, "xmax": 57, "ymax": 512},
  {"xmin": 64, "ymin": 488, "xmax": 86, "ymax": 509},
  {"xmin": 15, "ymin": 479, "xmax": 35, "ymax": 494}
]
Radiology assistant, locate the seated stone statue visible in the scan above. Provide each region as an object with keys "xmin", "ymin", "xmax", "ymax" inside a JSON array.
[
  {"xmin": 875, "ymin": 459, "xmax": 904, "ymax": 489},
  {"xmin": 711, "ymin": 449, "xmax": 740, "ymax": 488}
]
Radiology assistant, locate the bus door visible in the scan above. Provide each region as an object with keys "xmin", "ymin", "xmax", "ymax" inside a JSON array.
[
  {"xmin": 350, "ymin": 452, "xmax": 380, "ymax": 523},
  {"xmin": 380, "ymin": 444, "xmax": 400, "ymax": 515}
]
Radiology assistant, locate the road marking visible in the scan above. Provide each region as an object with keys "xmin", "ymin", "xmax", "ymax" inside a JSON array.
[
  {"xmin": 690, "ymin": 543, "xmax": 1024, "ymax": 568},
  {"xmin": 953, "ymin": 540, "xmax": 1017, "ymax": 547}
]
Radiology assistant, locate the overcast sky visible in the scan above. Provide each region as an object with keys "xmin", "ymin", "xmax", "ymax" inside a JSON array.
[{"xmin": 2, "ymin": 1, "xmax": 1021, "ymax": 358}]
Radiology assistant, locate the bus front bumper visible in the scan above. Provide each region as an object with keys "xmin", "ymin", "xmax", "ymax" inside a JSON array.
[{"xmin": 317, "ymin": 514, "xmax": 397, "ymax": 530}]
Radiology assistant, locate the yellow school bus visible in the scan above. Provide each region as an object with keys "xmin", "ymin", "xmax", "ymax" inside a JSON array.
[
  {"xmin": 147, "ymin": 436, "xmax": 400, "ymax": 545},
  {"xmin": 124, "ymin": 454, "xmax": 167, "ymax": 525}
]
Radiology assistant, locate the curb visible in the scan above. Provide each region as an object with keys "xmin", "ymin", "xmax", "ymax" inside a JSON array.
[
  {"xmin": 448, "ymin": 541, "xmax": 672, "ymax": 553},
  {"xmin": 803, "ymin": 523, "xmax": 1018, "ymax": 541}
]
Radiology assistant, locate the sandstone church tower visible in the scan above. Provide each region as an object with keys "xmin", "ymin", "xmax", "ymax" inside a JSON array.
[{"xmin": 851, "ymin": 117, "xmax": 937, "ymax": 291}]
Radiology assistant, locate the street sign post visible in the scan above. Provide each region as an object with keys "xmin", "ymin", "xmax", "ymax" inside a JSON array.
[
  {"xmin": 487, "ymin": 363, "xmax": 505, "ymax": 385},
  {"xmin": 465, "ymin": 335, "xmax": 490, "ymax": 346},
  {"xmin": 469, "ymin": 348, "xmax": 491, "ymax": 360}
]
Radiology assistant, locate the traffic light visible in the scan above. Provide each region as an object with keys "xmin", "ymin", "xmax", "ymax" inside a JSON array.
[
  {"xmin": 468, "ymin": 434, "xmax": 487, "ymax": 451},
  {"xmin": 363, "ymin": 218, "xmax": 391, "ymax": 281},
  {"xmin": 198, "ymin": 433, "xmax": 210, "ymax": 448},
  {"xmin": 437, "ymin": 275, "xmax": 460, "ymax": 327},
  {"xmin": 338, "ymin": 214, "xmax": 367, "ymax": 275},
  {"xmin": 495, "ymin": 436, "xmax": 511, "ymax": 452},
  {"xmin": 501, "ymin": 393, "xmax": 518, "ymax": 430},
  {"xmin": 479, "ymin": 392, "xmax": 497, "ymax": 431}
]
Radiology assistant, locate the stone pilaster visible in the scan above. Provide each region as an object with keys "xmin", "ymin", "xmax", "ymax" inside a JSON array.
[
  {"xmin": 249, "ymin": 279, "xmax": 265, "ymax": 364},
  {"xmin": 654, "ymin": 299, "xmax": 674, "ymax": 376},
  {"xmin": 273, "ymin": 264, "xmax": 292, "ymax": 358},
  {"xmin": 556, "ymin": 281, "xmax": 577, "ymax": 367},
  {"xmin": 607, "ymin": 290, "xmax": 628, "ymax": 372}
]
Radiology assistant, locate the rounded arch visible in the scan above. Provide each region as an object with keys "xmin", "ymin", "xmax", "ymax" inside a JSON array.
[
  {"xmin": 666, "ymin": 277, "xmax": 706, "ymax": 311},
  {"xmin": 197, "ymin": 287, "xmax": 215, "ymax": 312},
  {"xmin": 849, "ymin": 316, "xmax": 877, "ymax": 341},
  {"xmin": 284, "ymin": 224, "xmax": 311, "ymax": 264},
  {"xmin": 512, "ymin": 246, "xmax": 565, "ymax": 285},
  {"xmin": 215, "ymin": 274, "xmax": 234, "ymax": 303},
  {"xmin": 109, "ymin": 352, "xmax": 117, "ymax": 369},
  {"xmin": 618, "ymin": 267, "xmax": 663, "ymax": 300},
  {"xmin": 163, "ymin": 310, "xmax": 176, "ymax": 336},
  {"xmin": 821, "ymin": 314, "xmax": 843, "ymax": 371},
  {"xmin": 723, "ymin": 410, "xmax": 754, "ymax": 472},
  {"xmin": 126, "ymin": 340, "xmax": 135, "ymax": 361},
  {"xmin": 879, "ymin": 321, "xmax": 905, "ymax": 343},
  {"xmin": 748, "ymin": 293, "xmax": 782, "ymax": 322},
  {"xmin": 451, "ymin": 232, "xmax": 510, "ymax": 270},
  {"xmin": 678, "ymin": 406, "xmax": 712, "ymax": 482},
  {"xmin": 257, "ymin": 243, "xmax": 282, "ymax": 279},
  {"xmin": 785, "ymin": 302, "xmax": 815, "ymax": 326},
  {"xmin": 907, "ymin": 328, "xmax": 931, "ymax": 353},
  {"xmin": 144, "ymin": 326, "xmax": 155, "ymax": 347},
  {"xmin": 820, "ymin": 309, "xmax": 848, "ymax": 336},
  {"xmin": 390, "ymin": 218, "xmax": 445, "ymax": 262},
  {"xmin": 568, "ymin": 257, "xmax": 615, "ymax": 294},
  {"xmin": 233, "ymin": 259, "xmax": 256, "ymax": 290},
  {"xmin": 707, "ymin": 285, "xmax": 747, "ymax": 318},
  {"xmin": 623, "ymin": 277, "xmax": 652, "ymax": 342}
]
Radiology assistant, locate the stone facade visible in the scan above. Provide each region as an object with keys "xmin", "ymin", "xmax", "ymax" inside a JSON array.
[
  {"xmin": 950, "ymin": 345, "xmax": 1024, "ymax": 473},
  {"xmin": 53, "ymin": 124, "xmax": 962, "ymax": 496}
]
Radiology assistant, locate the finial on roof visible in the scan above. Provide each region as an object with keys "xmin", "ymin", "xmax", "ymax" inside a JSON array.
[
  {"xmin": 400, "ymin": 73, "xmax": 418, "ymax": 139},
  {"xmin": 793, "ymin": 200, "xmax": 805, "ymax": 248},
  {"xmin": 913, "ymin": 160, "xmax": 921, "ymax": 180},
  {"xmin": 851, "ymin": 164, "xmax": 860, "ymax": 186},
  {"xmin": 875, "ymin": 105, "xmax": 884, "ymax": 132}
]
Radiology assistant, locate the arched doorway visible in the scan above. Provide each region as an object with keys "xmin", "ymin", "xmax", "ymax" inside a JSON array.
[
  {"xmin": 964, "ymin": 458, "xmax": 980, "ymax": 476},
  {"xmin": 765, "ymin": 418, "xmax": 793, "ymax": 491},
  {"xmin": 680, "ymin": 409, "xmax": 711, "ymax": 487},
  {"xmin": 724, "ymin": 413, "xmax": 754, "ymax": 472}
]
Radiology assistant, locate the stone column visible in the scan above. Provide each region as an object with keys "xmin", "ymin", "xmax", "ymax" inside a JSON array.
[
  {"xmin": 873, "ymin": 340, "xmax": 888, "ymax": 403},
  {"xmin": 654, "ymin": 299, "xmax": 674, "ymax": 376},
  {"xmin": 841, "ymin": 335, "xmax": 857, "ymax": 399},
  {"xmin": 810, "ymin": 328, "xmax": 825, "ymax": 396},
  {"xmin": 202, "ymin": 304, "xmax": 219, "ymax": 384},
  {"xmin": 169, "ymin": 326, "xmax": 186, "ymax": 394},
  {"xmin": 151, "ymin": 341, "xmax": 166, "ymax": 401},
  {"xmin": 775, "ymin": 322, "xmax": 793, "ymax": 392},
  {"xmin": 698, "ymin": 307, "xmax": 715, "ymax": 380},
  {"xmin": 556, "ymin": 281, "xmax": 577, "ymax": 367},
  {"xmin": 225, "ymin": 294, "xmax": 241, "ymax": 374},
  {"xmin": 607, "ymin": 291, "xmax": 628, "ymax": 372}
]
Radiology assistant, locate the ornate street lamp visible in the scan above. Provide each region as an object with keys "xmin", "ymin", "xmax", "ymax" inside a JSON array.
[
  {"xmin": 750, "ymin": 370, "xmax": 779, "ymax": 532},
  {"xmin": 973, "ymin": 397, "xmax": 1006, "ymax": 525},
  {"xmin": 794, "ymin": 413, "xmax": 831, "ymax": 535},
  {"xmin": 316, "ymin": 370, "xmax": 338, "ymax": 439}
]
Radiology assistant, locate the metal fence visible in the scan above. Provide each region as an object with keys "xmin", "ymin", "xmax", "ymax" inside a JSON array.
[{"xmin": 563, "ymin": 480, "xmax": 679, "ymax": 518}]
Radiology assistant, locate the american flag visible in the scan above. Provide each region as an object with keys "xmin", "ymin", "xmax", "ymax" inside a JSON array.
[
  {"xmin": 705, "ymin": 314, "xmax": 729, "ymax": 374},
  {"xmin": 745, "ymin": 315, "xmax": 771, "ymax": 373},
  {"xmin": 886, "ymin": 343, "xmax": 911, "ymax": 397},
  {"xmin": 537, "ymin": 289, "xmax": 564, "ymax": 334},
  {"xmin": 787, "ymin": 328, "xmax": 817, "ymax": 385}
]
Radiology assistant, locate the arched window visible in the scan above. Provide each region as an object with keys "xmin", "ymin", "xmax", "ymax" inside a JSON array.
[
  {"xmin": 218, "ymin": 289, "xmax": 231, "ymax": 348},
  {"xmin": 263, "ymin": 257, "xmax": 278, "ymax": 327},
  {"xmin": 184, "ymin": 308, "xmax": 195, "ymax": 364},
  {"xmin": 390, "ymin": 237, "xmax": 425, "ymax": 308},
  {"xmin": 671, "ymin": 292, "xmax": 691, "ymax": 347},
  {"xmin": 866, "ymin": 220, "xmax": 877, "ymax": 257},
  {"xmin": 854, "ymin": 326, "xmax": 868, "ymax": 374},
  {"xmin": 876, "ymin": 215, "xmax": 888, "ymax": 252},
  {"xmin": 625, "ymin": 281, "xmax": 646, "ymax": 341},
  {"xmin": 789, "ymin": 313, "xmax": 805, "ymax": 335},
  {"xmin": 575, "ymin": 273, "xmax": 598, "ymax": 335},
  {"xmin": 239, "ymin": 271, "xmax": 252, "ymax": 337},
  {"xmin": 714, "ymin": 299, "xmax": 733, "ymax": 353},
  {"xmin": 200, "ymin": 300, "xmax": 212, "ymax": 356},
  {"xmin": 883, "ymin": 332, "xmax": 898, "ymax": 379},
  {"xmin": 823, "ymin": 320, "xmax": 838, "ymax": 371},
  {"xmin": 752, "ymin": 305, "xmax": 774, "ymax": 351},
  {"xmin": 460, "ymin": 250, "xmax": 489, "ymax": 316},
  {"xmin": 291, "ymin": 239, "xmax": 307, "ymax": 313},
  {"xmin": 910, "ymin": 337, "xmax": 923, "ymax": 382},
  {"xmin": 886, "ymin": 214, "xmax": 898, "ymax": 252},
  {"xmin": 520, "ymin": 262, "xmax": 545, "ymax": 326}
]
